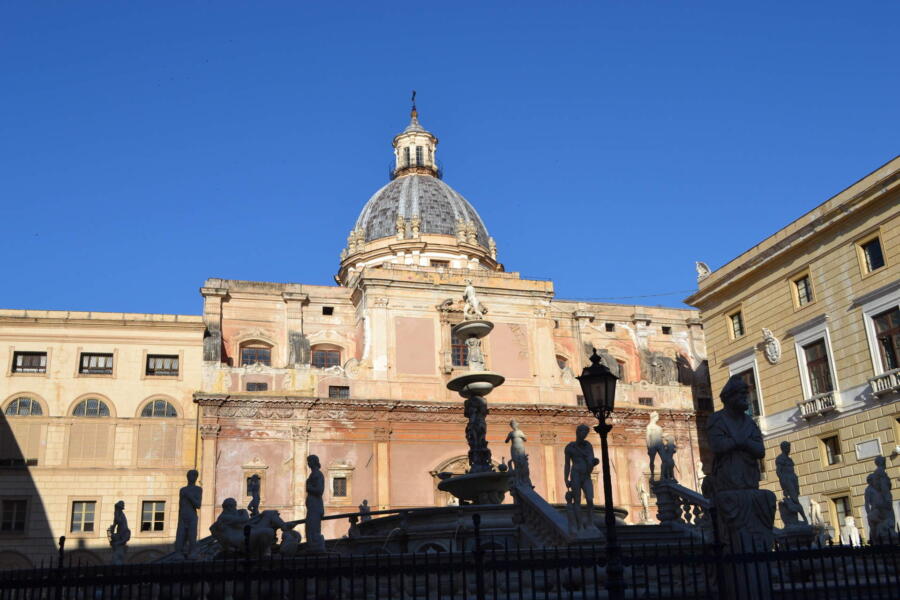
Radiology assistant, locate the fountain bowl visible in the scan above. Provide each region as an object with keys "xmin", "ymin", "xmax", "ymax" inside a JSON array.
[
  {"xmin": 451, "ymin": 319, "xmax": 494, "ymax": 340},
  {"xmin": 437, "ymin": 470, "xmax": 512, "ymax": 505},
  {"xmin": 447, "ymin": 371, "xmax": 505, "ymax": 397}
]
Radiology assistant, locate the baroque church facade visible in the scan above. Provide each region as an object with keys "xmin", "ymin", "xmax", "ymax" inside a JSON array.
[{"xmin": 0, "ymin": 108, "xmax": 711, "ymax": 567}]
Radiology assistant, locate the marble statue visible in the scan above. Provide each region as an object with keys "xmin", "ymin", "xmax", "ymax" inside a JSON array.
[
  {"xmin": 464, "ymin": 394, "xmax": 492, "ymax": 473},
  {"xmin": 505, "ymin": 419, "xmax": 531, "ymax": 486},
  {"xmin": 808, "ymin": 498, "xmax": 824, "ymax": 526},
  {"xmin": 646, "ymin": 412, "xmax": 664, "ymax": 481},
  {"xmin": 564, "ymin": 424, "xmax": 599, "ymax": 530},
  {"xmin": 638, "ymin": 480, "xmax": 650, "ymax": 523},
  {"xmin": 209, "ymin": 498, "xmax": 250, "ymax": 553},
  {"xmin": 696, "ymin": 461, "xmax": 706, "ymax": 491},
  {"xmin": 775, "ymin": 441, "xmax": 807, "ymax": 527},
  {"xmin": 841, "ymin": 516, "xmax": 861, "ymax": 547},
  {"xmin": 865, "ymin": 456, "xmax": 896, "ymax": 543},
  {"xmin": 659, "ymin": 436, "xmax": 677, "ymax": 481},
  {"xmin": 210, "ymin": 497, "xmax": 289, "ymax": 558},
  {"xmin": 279, "ymin": 528, "xmax": 301, "ymax": 557},
  {"xmin": 359, "ymin": 499, "xmax": 372, "ymax": 522},
  {"xmin": 463, "ymin": 280, "xmax": 487, "ymax": 320},
  {"xmin": 695, "ymin": 261, "xmax": 711, "ymax": 282},
  {"xmin": 465, "ymin": 337, "xmax": 485, "ymax": 370},
  {"xmin": 707, "ymin": 375, "xmax": 776, "ymax": 548},
  {"xmin": 247, "ymin": 474, "xmax": 261, "ymax": 517},
  {"xmin": 305, "ymin": 455, "xmax": 326, "ymax": 553},
  {"xmin": 107, "ymin": 500, "xmax": 131, "ymax": 565},
  {"xmin": 175, "ymin": 469, "xmax": 202, "ymax": 559}
]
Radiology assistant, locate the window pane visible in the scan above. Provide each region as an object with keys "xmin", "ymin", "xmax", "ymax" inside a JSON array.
[
  {"xmin": 451, "ymin": 335, "xmax": 468, "ymax": 367},
  {"xmin": 73, "ymin": 399, "xmax": 110, "ymax": 418},
  {"xmin": 730, "ymin": 312, "xmax": 744, "ymax": 337},
  {"xmin": 795, "ymin": 276, "xmax": 813, "ymax": 305},
  {"xmin": 312, "ymin": 349, "xmax": 341, "ymax": 368},
  {"xmin": 241, "ymin": 347, "xmax": 271, "ymax": 367},
  {"xmin": 736, "ymin": 369, "xmax": 760, "ymax": 416},
  {"xmin": 804, "ymin": 340, "xmax": 833, "ymax": 395},
  {"xmin": 873, "ymin": 308, "xmax": 900, "ymax": 371},
  {"xmin": 862, "ymin": 238, "xmax": 885, "ymax": 272},
  {"xmin": 333, "ymin": 477, "xmax": 347, "ymax": 497}
]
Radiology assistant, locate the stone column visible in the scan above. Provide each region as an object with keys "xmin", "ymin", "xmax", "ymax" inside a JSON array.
[
  {"xmin": 198, "ymin": 424, "xmax": 220, "ymax": 533},
  {"xmin": 291, "ymin": 425, "xmax": 310, "ymax": 522},
  {"xmin": 374, "ymin": 427, "xmax": 391, "ymax": 510},
  {"xmin": 541, "ymin": 431, "xmax": 559, "ymax": 503},
  {"xmin": 283, "ymin": 292, "xmax": 310, "ymax": 369}
]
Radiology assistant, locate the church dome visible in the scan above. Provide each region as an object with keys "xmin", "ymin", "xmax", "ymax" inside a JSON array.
[{"xmin": 354, "ymin": 175, "xmax": 490, "ymax": 247}]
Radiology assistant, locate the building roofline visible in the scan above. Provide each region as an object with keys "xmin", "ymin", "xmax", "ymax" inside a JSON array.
[
  {"xmin": 685, "ymin": 155, "xmax": 900, "ymax": 307},
  {"xmin": 0, "ymin": 308, "xmax": 204, "ymax": 328}
]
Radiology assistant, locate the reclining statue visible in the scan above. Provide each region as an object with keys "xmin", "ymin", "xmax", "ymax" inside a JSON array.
[{"xmin": 209, "ymin": 497, "xmax": 290, "ymax": 559}]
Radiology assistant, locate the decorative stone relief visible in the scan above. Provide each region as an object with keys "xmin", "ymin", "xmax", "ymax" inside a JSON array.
[
  {"xmin": 761, "ymin": 328, "xmax": 781, "ymax": 365},
  {"xmin": 291, "ymin": 426, "xmax": 310, "ymax": 440},
  {"xmin": 199, "ymin": 424, "xmax": 220, "ymax": 439},
  {"xmin": 695, "ymin": 261, "xmax": 711, "ymax": 282},
  {"xmin": 539, "ymin": 431, "xmax": 558, "ymax": 444}
]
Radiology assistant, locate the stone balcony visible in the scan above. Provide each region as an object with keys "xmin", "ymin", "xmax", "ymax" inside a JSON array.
[
  {"xmin": 798, "ymin": 391, "xmax": 837, "ymax": 419},
  {"xmin": 869, "ymin": 368, "xmax": 900, "ymax": 398}
]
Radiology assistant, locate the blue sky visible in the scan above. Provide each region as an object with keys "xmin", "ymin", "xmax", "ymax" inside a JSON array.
[{"xmin": 1, "ymin": 2, "xmax": 897, "ymax": 314}]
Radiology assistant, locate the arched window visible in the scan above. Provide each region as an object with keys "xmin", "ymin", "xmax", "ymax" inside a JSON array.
[
  {"xmin": 72, "ymin": 398, "xmax": 110, "ymax": 417},
  {"xmin": 140, "ymin": 399, "xmax": 178, "ymax": 418},
  {"xmin": 311, "ymin": 345, "xmax": 342, "ymax": 369},
  {"xmin": 5, "ymin": 397, "xmax": 42, "ymax": 416},
  {"xmin": 451, "ymin": 334, "xmax": 468, "ymax": 367},
  {"xmin": 240, "ymin": 342, "xmax": 271, "ymax": 367}
]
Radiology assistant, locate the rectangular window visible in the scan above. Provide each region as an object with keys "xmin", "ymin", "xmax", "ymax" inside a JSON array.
[
  {"xmin": 794, "ymin": 275, "xmax": 814, "ymax": 306},
  {"xmin": 70, "ymin": 501, "xmax": 96, "ymax": 533},
  {"xmin": 822, "ymin": 435, "xmax": 842, "ymax": 465},
  {"xmin": 322, "ymin": 306, "xmax": 334, "ymax": 316},
  {"xmin": 430, "ymin": 259, "xmax": 450, "ymax": 269},
  {"xmin": 12, "ymin": 352, "xmax": 47, "ymax": 374},
  {"xmin": 803, "ymin": 339, "xmax": 834, "ymax": 395},
  {"xmin": 605, "ymin": 323, "xmax": 615, "ymax": 332},
  {"xmin": 332, "ymin": 477, "xmax": 348, "ymax": 497},
  {"xmin": 240, "ymin": 347, "xmax": 271, "ymax": 367},
  {"xmin": 873, "ymin": 307, "xmax": 900, "ymax": 371},
  {"xmin": 328, "ymin": 386, "xmax": 350, "ymax": 399},
  {"xmin": 404, "ymin": 147, "xmax": 411, "ymax": 167},
  {"xmin": 79, "ymin": 353, "xmax": 113, "ymax": 375},
  {"xmin": 833, "ymin": 495, "xmax": 851, "ymax": 527},
  {"xmin": 661, "ymin": 326, "xmax": 672, "ymax": 335},
  {"xmin": 146, "ymin": 354, "xmax": 179, "ymax": 377},
  {"xmin": 311, "ymin": 350, "xmax": 341, "ymax": 368},
  {"xmin": 0, "ymin": 500, "xmax": 27, "ymax": 532},
  {"xmin": 415, "ymin": 146, "xmax": 423, "ymax": 165},
  {"xmin": 638, "ymin": 397, "xmax": 654, "ymax": 406},
  {"xmin": 735, "ymin": 368, "xmax": 761, "ymax": 417},
  {"xmin": 246, "ymin": 382, "xmax": 268, "ymax": 392},
  {"xmin": 451, "ymin": 334, "xmax": 468, "ymax": 367},
  {"xmin": 140, "ymin": 501, "xmax": 165, "ymax": 532},
  {"xmin": 860, "ymin": 237, "xmax": 885, "ymax": 273},
  {"xmin": 729, "ymin": 311, "xmax": 745, "ymax": 338}
]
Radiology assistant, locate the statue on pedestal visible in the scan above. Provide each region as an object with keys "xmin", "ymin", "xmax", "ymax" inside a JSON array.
[
  {"xmin": 638, "ymin": 480, "xmax": 651, "ymax": 523},
  {"xmin": 305, "ymin": 455, "xmax": 326, "ymax": 553},
  {"xmin": 505, "ymin": 419, "xmax": 531, "ymax": 486},
  {"xmin": 564, "ymin": 424, "xmax": 599, "ymax": 530},
  {"xmin": 107, "ymin": 500, "xmax": 130, "ymax": 565},
  {"xmin": 707, "ymin": 375, "xmax": 776, "ymax": 548},
  {"xmin": 462, "ymin": 280, "xmax": 487, "ymax": 320},
  {"xmin": 464, "ymin": 394, "xmax": 492, "ymax": 473},
  {"xmin": 359, "ymin": 499, "xmax": 372, "ymax": 522},
  {"xmin": 247, "ymin": 474, "xmax": 261, "ymax": 517},
  {"xmin": 841, "ymin": 516, "xmax": 861, "ymax": 546},
  {"xmin": 175, "ymin": 469, "xmax": 202, "ymax": 559},
  {"xmin": 209, "ymin": 498, "xmax": 250, "ymax": 553},
  {"xmin": 865, "ymin": 456, "xmax": 896, "ymax": 543},
  {"xmin": 646, "ymin": 411, "xmax": 664, "ymax": 481},
  {"xmin": 659, "ymin": 436, "xmax": 677, "ymax": 481},
  {"xmin": 465, "ymin": 337, "xmax": 485, "ymax": 371},
  {"xmin": 775, "ymin": 441, "xmax": 808, "ymax": 527}
]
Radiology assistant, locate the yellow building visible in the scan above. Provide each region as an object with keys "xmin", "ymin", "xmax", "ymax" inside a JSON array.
[
  {"xmin": 0, "ymin": 310, "xmax": 204, "ymax": 567},
  {"xmin": 686, "ymin": 156, "xmax": 900, "ymax": 540}
]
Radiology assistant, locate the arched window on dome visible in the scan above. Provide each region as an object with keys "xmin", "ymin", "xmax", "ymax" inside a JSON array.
[
  {"xmin": 404, "ymin": 147, "xmax": 411, "ymax": 167},
  {"xmin": 415, "ymin": 146, "xmax": 423, "ymax": 166},
  {"xmin": 4, "ymin": 397, "xmax": 42, "ymax": 416},
  {"xmin": 72, "ymin": 398, "xmax": 110, "ymax": 417},
  {"xmin": 311, "ymin": 345, "xmax": 342, "ymax": 369},
  {"xmin": 240, "ymin": 341, "xmax": 272, "ymax": 367},
  {"xmin": 140, "ymin": 399, "xmax": 178, "ymax": 418}
]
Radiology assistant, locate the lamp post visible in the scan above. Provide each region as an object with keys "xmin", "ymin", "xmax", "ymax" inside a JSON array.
[{"xmin": 576, "ymin": 349, "xmax": 624, "ymax": 600}]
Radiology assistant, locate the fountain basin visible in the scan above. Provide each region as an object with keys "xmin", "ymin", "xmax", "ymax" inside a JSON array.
[
  {"xmin": 447, "ymin": 371, "xmax": 505, "ymax": 397},
  {"xmin": 451, "ymin": 319, "xmax": 494, "ymax": 340},
  {"xmin": 437, "ymin": 470, "xmax": 512, "ymax": 505}
]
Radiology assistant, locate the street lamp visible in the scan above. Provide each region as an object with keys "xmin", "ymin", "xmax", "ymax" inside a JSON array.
[{"xmin": 577, "ymin": 349, "xmax": 624, "ymax": 600}]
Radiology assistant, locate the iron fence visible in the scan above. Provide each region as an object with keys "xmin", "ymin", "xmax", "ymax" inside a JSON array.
[{"xmin": 1, "ymin": 535, "xmax": 899, "ymax": 599}]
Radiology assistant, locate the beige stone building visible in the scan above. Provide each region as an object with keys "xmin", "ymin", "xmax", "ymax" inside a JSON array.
[
  {"xmin": 0, "ymin": 311, "xmax": 204, "ymax": 568},
  {"xmin": 1, "ymin": 107, "xmax": 712, "ymax": 567},
  {"xmin": 686, "ymin": 156, "xmax": 900, "ymax": 540}
]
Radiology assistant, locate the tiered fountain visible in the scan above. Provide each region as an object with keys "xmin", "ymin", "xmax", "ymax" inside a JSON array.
[{"xmin": 436, "ymin": 281, "xmax": 513, "ymax": 505}]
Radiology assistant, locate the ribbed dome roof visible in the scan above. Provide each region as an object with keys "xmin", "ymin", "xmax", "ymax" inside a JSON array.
[{"xmin": 354, "ymin": 175, "xmax": 490, "ymax": 247}]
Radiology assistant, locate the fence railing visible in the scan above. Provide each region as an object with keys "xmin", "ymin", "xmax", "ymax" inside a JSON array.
[{"xmin": 2, "ymin": 530, "xmax": 899, "ymax": 599}]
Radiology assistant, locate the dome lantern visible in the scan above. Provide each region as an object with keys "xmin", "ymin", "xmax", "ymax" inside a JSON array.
[{"xmin": 391, "ymin": 92, "xmax": 440, "ymax": 180}]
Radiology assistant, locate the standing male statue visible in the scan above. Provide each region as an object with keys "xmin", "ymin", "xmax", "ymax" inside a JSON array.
[
  {"xmin": 247, "ymin": 474, "xmax": 261, "ymax": 517},
  {"xmin": 775, "ymin": 441, "xmax": 807, "ymax": 526},
  {"xmin": 866, "ymin": 456, "xmax": 895, "ymax": 543},
  {"xmin": 175, "ymin": 469, "xmax": 203, "ymax": 559},
  {"xmin": 646, "ymin": 411, "xmax": 664, "ymax": 481},
  {"xmin": 659, "ymin": 436, "xmax": 677, "ymax": 481},
  {"xmin": 108, "ymin": 500, "xmax": 131, "ymax": 565},
  {"xmin": 564, "ymin": 424, "xmax": 600, "ymax": 530},
  {"xmin": 305, "ymin": 455, "xmax": 326, "ymax": 553}
]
